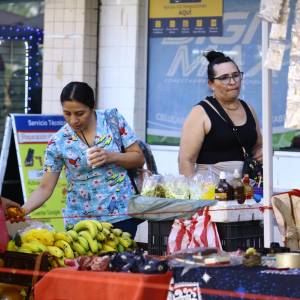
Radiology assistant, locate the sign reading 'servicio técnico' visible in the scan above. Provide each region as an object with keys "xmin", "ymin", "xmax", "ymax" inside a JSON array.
[
  {"xmin": 0, "ymin": 114, "xmax": 67, "ymax": 231},
  {"xmin": 149, "ymin": 0, "xmax": 223, "ymax": 37}
]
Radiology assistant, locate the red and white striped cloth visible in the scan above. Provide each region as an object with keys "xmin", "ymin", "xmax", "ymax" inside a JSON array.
[{"xmin": 167, "ymin": 207, "xmax": 222, "ymax": 254}]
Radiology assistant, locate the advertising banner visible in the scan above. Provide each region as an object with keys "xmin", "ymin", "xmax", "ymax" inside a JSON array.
[
  {"xmin": 149, "ymin": 0, "xmax": 223, "ymax": 37},
  {"xmin": 147, "ymin": 0, "xmax": 300, "ymax": 148},
  {"xmin": 11, "ymin": 114, "xmax": 67, "ymax": 231}
]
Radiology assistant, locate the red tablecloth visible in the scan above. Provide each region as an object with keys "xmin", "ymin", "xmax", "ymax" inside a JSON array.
[{"xmin": 34, "ymin": 268, "xmax": 172, "ymax": 300}]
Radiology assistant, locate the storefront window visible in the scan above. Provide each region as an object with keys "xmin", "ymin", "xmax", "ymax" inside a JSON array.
[{"xmin": 0, "ymin": 0, "xmax": 44, "ymax": 146}]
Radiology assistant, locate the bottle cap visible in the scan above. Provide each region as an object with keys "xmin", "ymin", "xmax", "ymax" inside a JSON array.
[
  {"xmin": 219, "ymin": 171, "xmax": 226, "ymax": 179},
  {"xmin": 233, "ymin": 169, "xmax": 240, "ymax": 178}
]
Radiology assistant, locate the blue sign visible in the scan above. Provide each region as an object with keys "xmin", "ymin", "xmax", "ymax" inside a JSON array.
[
  {"xmin": 13, "ymin": 114, "xmax": 65, "ymax": 131},
  {"xmin": 147, "ymin": 0, "xmax": 294, "ymax": 145}
]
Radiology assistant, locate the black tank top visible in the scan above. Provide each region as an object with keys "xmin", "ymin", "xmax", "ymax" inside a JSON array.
[{"xmin": 196, "ymin": 97, "xmax": 257, "ymax": 164}]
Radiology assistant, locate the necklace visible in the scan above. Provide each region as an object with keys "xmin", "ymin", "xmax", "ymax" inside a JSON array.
[
  {"xmin": 79, "ymin": 111, "xmax": 97, "ymax": 148},
  {"xmin": 80, "ymin": 130, "xmax": 91, "ymax": 147},
  {"xmin": 222, "ymin": 102, "xmax": 240, "ymax": 111}
]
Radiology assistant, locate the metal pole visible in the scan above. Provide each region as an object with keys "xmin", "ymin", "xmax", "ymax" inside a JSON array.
[{"xmin": 262, "ymin": 19, "xmax": 274, "ymax": 247}]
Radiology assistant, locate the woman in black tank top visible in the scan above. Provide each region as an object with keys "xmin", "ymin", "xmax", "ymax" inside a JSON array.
[{"xmin": 179, "ymin": 50, "xmax": 262, "ymax": 177}]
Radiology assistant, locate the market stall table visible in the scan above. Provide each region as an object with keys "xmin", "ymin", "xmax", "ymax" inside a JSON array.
[
  {"xmin": 34, "ymin": 268, "xmax": 172, "ymax": 300},
  {"xmin": 169, "ymin": 265, "xmax": 300, "ymax": 300}
]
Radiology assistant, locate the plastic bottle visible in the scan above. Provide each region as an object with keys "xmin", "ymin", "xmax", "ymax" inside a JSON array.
[
  {"xmin": 232, "ymin": 169, "xmax": 245, "ymax": 204},
  {"xmin": 215, "ymin": 171, "xmax": 233, "ymax": 201},
  {"xmin": 201, "ymin": 167, "xmax": 216, "ymax": 200},
  {"xmin": 242, "ymin": 174, "xmax": 253, "ymax": 199}
]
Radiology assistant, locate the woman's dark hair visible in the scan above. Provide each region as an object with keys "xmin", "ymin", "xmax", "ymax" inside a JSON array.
[
  {"xmin": 204, "ymin": 50, "xmax": 240, "ymax": 80},
  {"xmin": 60, "ymin": 81, "xmax": 95, "ymax": 109}
]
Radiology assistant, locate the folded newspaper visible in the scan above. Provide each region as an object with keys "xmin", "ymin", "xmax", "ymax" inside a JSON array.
[{"xmin": 128, "ymin": 195, "xmax": 217, "ymax": 221}]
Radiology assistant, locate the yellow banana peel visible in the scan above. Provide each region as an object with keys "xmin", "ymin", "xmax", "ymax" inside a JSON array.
[
  {"xmin": 54, "ymin": 232, "xmax": 73, "ymax": 244},
  {"xmin": 79, "ymin": 230, "xmax": 98, "ymax": 253},
  {"xmin": 47, "ymin": 245, "xmax": 64, "ymax": 258},
  {"xmin": 74, "ymin": 220, "xmax": 98, "ymax": 239},
  {"xmin": 54, "ymin": 240, "xmax": 74, "ymax": 259}
]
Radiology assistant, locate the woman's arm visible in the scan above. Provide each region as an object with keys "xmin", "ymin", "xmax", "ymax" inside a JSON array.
[
  {"xmin": 22, "ymin": 171, "xmax": 60, "ymax": 214},
  {"xmin": 88, "ymin": 141, "xmax": 145, "ymax": 169},
  {"xmin": 179, "ymin": 106, "xmax": 209, "ymax": 177},
  {"xmin": 249, "ymin": 105, "xmax": 263, "ymax": 162}
]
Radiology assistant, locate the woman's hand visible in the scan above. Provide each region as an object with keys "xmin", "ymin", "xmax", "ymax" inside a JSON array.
[
  {"xmin": 1, "ymin": 197, "xmax": 25, "ymax": 222},
  {"xmin": 253, "ymin": 147, "xmax": 262, "ymax": 162},
  {"xmin": 88, "ymin": 147, "xmax": 112, "ymax": 167},
  {"xmin": 87, "ymin": 142, "xmax": 144, "ymax": 169}
]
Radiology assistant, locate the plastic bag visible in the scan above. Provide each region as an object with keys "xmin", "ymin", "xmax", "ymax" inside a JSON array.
[
  {"xmin": 128, "ymin": 195, "xmax": 217, "ymax": 221},
  {"xmin": 167, "ymin": 209, "xmax": 222, "ymax": 254}
]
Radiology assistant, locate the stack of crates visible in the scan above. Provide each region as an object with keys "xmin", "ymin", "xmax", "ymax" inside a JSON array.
[{"xmin": 147, "ymin": 220, "xmax": 264, "ymax": 255}]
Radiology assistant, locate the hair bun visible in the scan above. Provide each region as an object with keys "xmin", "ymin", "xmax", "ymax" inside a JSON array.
[{"xmin": 204, "ymin": 50, "xmax": 225, "ymax": 63}]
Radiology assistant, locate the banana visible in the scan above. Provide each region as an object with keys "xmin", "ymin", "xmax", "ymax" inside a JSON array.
[
  {"xmin": 96, "ymin": 232, "xmax": 106, "ymax": 242},
  {"xmin": 54, "ymin": 232, "xmax": 73, "ymax": 244},
  {"xmin": 22, "ymin": 240, "xmax": 47, "ymax": 253},
  {"xmin": 6, "ymin": 240, "xmax": 18, "ymax": 251},
  {"xmin": 119, "ymin": 237, "xmax": 132, "ymax": 249},
  {"xmin": 54, "ymin": 240, "xmax": 75, "ymax": 259},
  {"xmin": 112, "ymin": 228, "xmax": 122, "ymax": 237},
  {"xmin": 49, "ymin": 258, "xmax": 59, "ymax": 268},
  {"xmin": 102, "ymin": 228, "xmax": 111, "ymax": 237},
  {"xmin": 100, "ymin": 222, "xmax": 113, "ymax": 230},
  {"xmin": 56, "ymin": 257, "xmax": 66, "ymax": 267},
  {"xmin": 102, "ymin": 244, "xmax": 116, "ymax": 252},
  {"xmin": 17, "ymin": 247, "xmax": 32, "ymax": 254},
  {"xmin": 97, "ymin": 242, "xmax": 103, "ymax": 251},
  {"xmin": 122, "ymin": 232, "xmax": 132, "ymax": 240},
  {"xmin": 21, "ymin": 229, "xmax": 55, "ymax": 246},
  {"xmin": 78, "ymin": 231, "xmax": 98, "ymax": 253},
  {"xmin": 106, "ymin": 240, "xmax": 118, "ymax": 248},
  {"xmin": 108, "ymin": 233, "xmax": 115, "ymax": 240},
  {"xmin": 77, "ymin": 236, "xmax": 89, "ymax": 252},
  {"xmin": 47, "ymin": 246, "xmax": 64, "ymax": 258},
  {"xmin": 117, "ymin": 244, "xmax": 125, "ymax": 253},
  {"xmin": 74, "ymin": 220, "xmax": 98, "ymax": 239},
  {"xmin": 113, "ymin": 236, "xmax": 119, "ymax": 244},
  {"xmin": 67, "ymin": 230, "xmax": 79, "ymax": 241},
  {"xmin": 89, "ymin": 219, "xmax": 103, "ymax": 232},
  {"xmin": 72, "ymin": 242, "xmax": 86, "ymax": 256},
  {"xmin": 86, "ymin": 250, "xmax": 93, "ymax": 256}
]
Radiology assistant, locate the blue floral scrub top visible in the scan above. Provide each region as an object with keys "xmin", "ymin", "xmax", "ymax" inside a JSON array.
[{"xmin": 43, "ymin": 109, "xmax": 137, "ymax": 227}]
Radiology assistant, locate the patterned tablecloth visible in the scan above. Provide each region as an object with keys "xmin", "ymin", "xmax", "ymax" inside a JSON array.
[{"xmin": 168, "ymin": 265, "xmax": 300, "ymax": 300}]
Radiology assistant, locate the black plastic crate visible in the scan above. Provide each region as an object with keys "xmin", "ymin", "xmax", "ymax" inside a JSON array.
[
  {"xmin": 0, "ymin": 251, "xmax": 50, "ymax": 286},
  {"xmin": 216, "ymin": 221, "xmax": 264, "ymax": 251},
  {"xmin": 148, "ymin": 220, "xmax": 173, "ymax": 256},
  {"xmin": 148, "ymin": 220, "xmax": 264, "ymax": 255}
]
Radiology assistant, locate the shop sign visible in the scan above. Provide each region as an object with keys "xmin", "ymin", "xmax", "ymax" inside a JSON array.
[
  {"xmin": 149, "ymin": 0, "xmax": 223, "ymax": 37},
  {"xmin": 0, "ymin": 114, "xmax": 67, "ymax": 231}
]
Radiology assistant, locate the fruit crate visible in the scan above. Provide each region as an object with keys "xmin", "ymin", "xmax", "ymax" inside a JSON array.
[
  {"xmin": 148, "ymin": 220, "xmax": 173, "ymax": 256},
  {"xmin": 0, "ymin": 251, "xmax": 50, "ymax": 297},
  {"xmin": 147, "ymin": 220, "xmax": 264, "ymax": 255},
  {"xmin": 216, "ymin": 221, "xmax": 264, "ymax": 251}
]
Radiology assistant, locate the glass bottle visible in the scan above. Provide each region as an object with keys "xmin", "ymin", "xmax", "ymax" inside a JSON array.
[
  {"xmin": 232, "ymin": 169, "xmax": 245, "ymax": 204},
  {"xmin": 215, "ymin": 171, "xmax": 233, "ymax": 201},
  {"xmin": 242, "ymin": 174, "xmax": 253, "ymax": 199}
]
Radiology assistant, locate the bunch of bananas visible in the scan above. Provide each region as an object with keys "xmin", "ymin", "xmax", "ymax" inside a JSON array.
[{"xmin": 6, "ymin": 220, "xmax": 135, "ymax": 269}]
